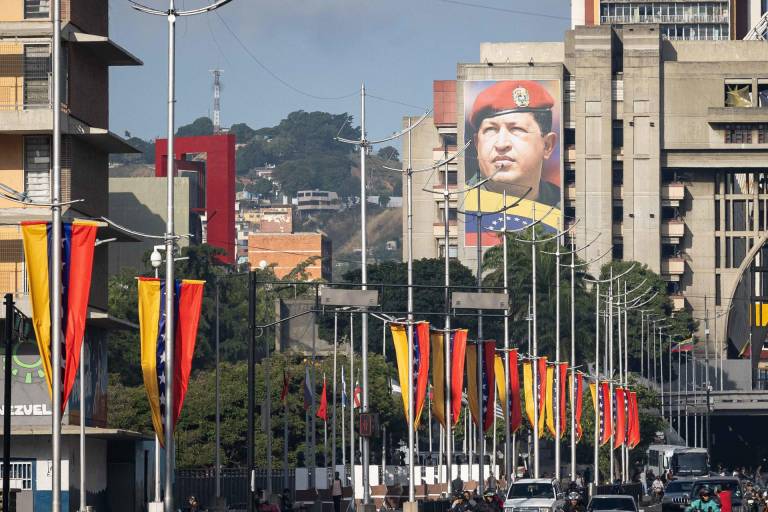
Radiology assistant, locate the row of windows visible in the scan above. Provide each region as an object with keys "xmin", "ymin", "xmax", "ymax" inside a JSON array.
[
  {"xmin": 724, "ymin": 82, "xmax": 768, "ymax": 108},
  {"xmin": 715, "ymin": 236, "xmax": 752, "ymax": 269},
  {"xmin": 723, "ymin": 124, "xmax": 768, "ymax": 144},
  {"xmin": 714, "ymin": 171, "xmax": 768, "ymax": 195},
  {"xmin": 602, "ymin": 2, "xmax": 728, "ymax": 19}
]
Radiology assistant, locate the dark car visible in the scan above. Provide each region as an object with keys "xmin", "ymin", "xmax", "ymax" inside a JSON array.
[
  {"xmin": 587, "ymin": 495, "xmax": 638, "ymax": 512},
  {"xmin": 690, "ymin": 477, "xmax": 743, "ymax": 512},
  {"xmin": 661, "ymin": 479, "xmax": 697, "ymax": 512}
]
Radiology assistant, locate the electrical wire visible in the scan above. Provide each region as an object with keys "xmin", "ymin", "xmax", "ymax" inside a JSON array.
[
  {"xmin": 214, "ymin": 11, "xmax": 358, "ymax": 101},
  {"xmin": 436, "ymin": 0, "xmax": 571, "ymax": 22}
]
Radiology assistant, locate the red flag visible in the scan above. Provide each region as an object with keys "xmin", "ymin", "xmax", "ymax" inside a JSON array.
[
  {"xmin": 316, "ymin": 376, "xmax": 328, "ymax": 421},
  {"xmin": 281, "ymin": 369, "xmax": 289, "ymax": 403},
  {"xmin": 482, "ymin": 341, "xmax": 496, "ymax": 432},
  {"xmin": 614, "ymin": 387, "xmax": 626, "ymax": 448},
  {"xmin": 537, "ymin": 356, "xmax": 547, "ymax": 422},
  {"xmin": 626, "ymin": 389, "xmax": 636, "ymax": 447},
  {"xmin": 600, "ymin": 382, "xmax": 613, "ymax": 446},
  {"xmin": 509, "ymin": 349, "xmax": 522, "ymax": 433},
  {"xmin": 173, "ymin": 280, "xmax": 205, "ymax": 428},
  {"xmin": 558, "ymin": 362, "xmax": 568, "ymax": 438},
  {"xmin": 572, "ymin": 372, "xmax": 584, "ymax": 441},
  {"xmin": 353, "ymin": 379, "xmax": 361, "ymax": 409},
  {"xmin": 62, "ymin": 221, "xmax": 99, "ymax": 415},
  {"xmin": 628, "ymin": 391, "xmax": 641, "ymax": 448},
  {"xmin": 450, "ymin": 329, "xmax": 468, "ymax": 426}
]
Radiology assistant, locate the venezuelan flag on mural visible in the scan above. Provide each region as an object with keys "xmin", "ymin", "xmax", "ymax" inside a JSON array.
[
  {"xmin": 138, "ymin": 277, "xmax": 204, "ymax": 445},
  {"xmin": 466, "ymin": 340, "xmax": 496, "ymax": 432},
  {"xmin": 509, "ymin": 349, "xmax": 522, "ymax": 433},
  {"xmin": 21, "ymin": 220, "xmax": 100, "ymax": 412},
  {"xmin": 391, "ymin": 322, "xmax": 430, "ymax": 429},
  {"xmin": 430, "ymin": 328, "xmax": 467, "ymax": 428}
]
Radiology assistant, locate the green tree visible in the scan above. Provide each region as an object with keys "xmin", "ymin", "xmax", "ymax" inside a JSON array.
[
  {"xmin": 229, "ymin": 122, "xmax": 256, "ymax": 144},
  {"xmin": 177, "ymin": 117, "xmax": 214, "ymax": 137},
  {"xmin": 273, "ymin": 154, "xmax": 358, "ymax": 198}
]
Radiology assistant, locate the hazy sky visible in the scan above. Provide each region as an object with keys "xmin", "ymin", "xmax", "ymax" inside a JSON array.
[{"xmin": 108, "ymin": 0, "xmax": 570, "ymax": 141}]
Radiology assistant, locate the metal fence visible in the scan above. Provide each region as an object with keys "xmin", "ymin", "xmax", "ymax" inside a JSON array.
[
  {"xmin": 0, "ymin": 42, "xmax": 51, "ymax": 111},
  {"xmin": 174, "ymin": 468, "xmax": 295, "ymax": 508}
]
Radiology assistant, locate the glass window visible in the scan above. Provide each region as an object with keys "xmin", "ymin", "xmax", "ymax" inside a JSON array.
[
  {"xmin": 734, "ymin": 236, "xmax": 747, "ymax": 267},
  {"xmin": 24, "ymin": 0, "xmax": 49, "ymax": 19},
  {"xmin": 715, "ymin": 200, "xmax": 720, "ymax": 230},
  {"xmin": 725, "ymin": 125, "xmax": 753, "ymax": 144},
  {"xmin": 716, "ymin": 273, "xmax": 722, "ymax": 306},
  {"xmin": 725, "ymin": 236, "xmax": 731, "ymax": 267},
  {"xmin": 733, "ymin": 200, "xmax": 747, "ymax": 230},
  {"xmin": 715, "ymin": 236, "xmax": 721, "ymax": 268},
  {"xmin": 725, "ymin": 82, "xmax": 753, "ymax": 107},
  {"xmin": 725, "ymin": 199, "xmax": 731, "ymax": 230}
]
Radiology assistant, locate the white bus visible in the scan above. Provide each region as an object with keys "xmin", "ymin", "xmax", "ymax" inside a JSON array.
[{"xmin": 646, "ymin": 445, "xmax": 709, "ymax": 477}]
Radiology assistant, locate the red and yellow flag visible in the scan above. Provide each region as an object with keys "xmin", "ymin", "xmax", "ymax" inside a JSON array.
[
  {"xmin": 430, "ymin": 328, "xmax": 467, "ymax": 427},
  {"xmin": 21, "ymin": 220, "xmax": 100, "ymax": 413},
  {"xmin": 391, "ymin": 322, "xmax": 430, "ymax": 429},
  {"xmin": 138, "ymin": 277, "xmax": 205, "ymax": 445},
  {"xmin": 509, "ymin": 349, "xmax": 522, "ymax": 433}
]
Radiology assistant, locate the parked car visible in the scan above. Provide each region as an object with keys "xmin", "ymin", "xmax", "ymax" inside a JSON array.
[
  {"xmin": 661, "ymin": 478, "xmax": 697, "ymax": 512},
  {"xmin": 504, "ymin": 478, "xmax": 565, "ymax": 512},
  {"xmin": 587, "ymin": 495, "xmax": 638, "ymax": 512}
]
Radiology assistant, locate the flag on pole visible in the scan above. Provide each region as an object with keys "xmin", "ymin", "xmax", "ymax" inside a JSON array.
[
  {"xmin": 21, "ymin": 220, "xmax": 100, "ymax": 412},
  {"xmin": 494, "ymin": 354, "xmax": 506, "ymax": 421},
  {"xmin": 545, "ymin": 364, "xmax": 556, "ymax": 437},
  {"xmin": 523, "ymin": 361, "xmax": 535, "ymax": 429},
  {"xmin": 627, "ymin": 391, "xmax": 641, "ymax": 448},
  {"xmin": 138, "ymin": 277, "xmax": 205, "ymax": 445},
  {"xmin": 671, "ymin": 338, "xmax": 695, "ymax": 353},
  {"xmin": 466, "ymin": 340, "xmax": 496, "ymax": 432},
  {"xmin": 537, "ymin": 356, "xmax": 548, "ymax": 436},
  {"xmin": 614, "ymin": 387, "xmax": 626, "ymax": 449},
  {"xmin": 570, "ymin": 372, "xmax": 584, "ymax": 441},
  {"xmin": 341, "ymin": 366, "xmax": 348, "ymax": 408},
  {"xmin": 430, "ymin": 328, "xmax": 468, "ymax": 428},
  {"xmin": 316, "ymin": 375, "xmax": 328, "ymax": 421},
  {"xmin": 558, "ymin": 362, "xmax": 568, "ymax": 438},
  {"xmin": 599, "ymin": 382, "xmax": 613, "ymax": 446},
  {"xmin": 391, "ymin": 322, "xmax": 431, "ymax": 428},
  {"xmin": 353, "ymin": 378, "xmax": 362, "ymax": 409},
  {"xmin": 281, "ymin": 369, "xmax": 289, "ymax": 404},
  {"xmin": 303, "ymin": 366, "xmax": 313, "ymax": 411},
  {"xmin": 509, "ymin": 349, "xmax": 522, "ymax": 433}
]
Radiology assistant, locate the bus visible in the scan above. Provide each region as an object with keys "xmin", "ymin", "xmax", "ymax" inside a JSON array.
[{"xmin": 646, "ymin": 445, "xmax": 709, "ymax": 477}]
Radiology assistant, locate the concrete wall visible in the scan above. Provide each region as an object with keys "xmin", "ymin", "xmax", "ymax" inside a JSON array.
[
  {"xmin": 67, "ymin": 46, "xmax": 108, "ymax": 129},
  {"xmin": 108, "ymin": 177, "xmax": 190, "ymax": 276},
  {"xmin": 0, "ymin": 1, "xmax": 24, "ymax": 22}
]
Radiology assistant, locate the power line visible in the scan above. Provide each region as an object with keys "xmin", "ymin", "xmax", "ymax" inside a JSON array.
[
  {"xmin": 213, "ymin": 11, "xmax": 358, "ymax": 101},
  {"xmin": 435, "ymin": 0, "xmax": 570, "ymax": 21}
]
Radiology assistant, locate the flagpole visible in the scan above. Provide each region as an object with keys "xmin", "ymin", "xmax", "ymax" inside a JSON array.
[
  {"xmin": 284, "ymin": 374, "xmax": 289, "ymax": 491},
  {"xmin": 608, "ymin": 271, "xmax": 614, "ymax": 482},
  {"xmin": 594, "ymin": 282, "xmax": 600, "ymax": 487},
  {"xmin": 570, "ymin": 237, "xmax": 576, "ymax": 482},
  {"xmin": 79, "ymin": 338, "xmax": 86, "ymax": 512},
  {"xmin": 349, "ymin": 312, "xmax": 355, "ymax": 495},
  {"xmin": 443, "ymin": 150, "xmax": 453, "ymax": 494},
  {"xmin": 555, "ymin": 215, "xmax": 561, "ymax": 484},
  {"xmin": 333, "ymin": 315, "xmax": 339, "ymax": 476},
  {"xmin": 406, "ymin": 119, "xmax": 416, "ymax": 505},
  {"xmin": 502, "ymin": 191, "xmax": 512, "ymax": 483},
  {"xmin": 531, "ymin": 204, "xmax": 540, "ymax": 479}
]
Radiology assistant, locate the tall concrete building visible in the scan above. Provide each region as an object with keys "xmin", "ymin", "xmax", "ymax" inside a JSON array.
[
  {"xmin": 0, "ymin": 1, "xmax": 151, "ymax": 511},
  {"xmin": 404, "ymin": 25, "xmax": 768, "ymax": 387},
  {"xmin": 571, "ymin": 0, "xmax": 767, "ymax": 40}
]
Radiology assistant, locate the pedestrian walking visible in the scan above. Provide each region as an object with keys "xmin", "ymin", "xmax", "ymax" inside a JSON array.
[{"xmin": 332, "ymin": 472, "xmax": 343, "ymax": 512}]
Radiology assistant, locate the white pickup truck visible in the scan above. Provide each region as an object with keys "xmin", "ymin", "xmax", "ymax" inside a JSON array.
[{"xmin": 503, "ymin": 478, "xmax": 565, "ymax": 512}]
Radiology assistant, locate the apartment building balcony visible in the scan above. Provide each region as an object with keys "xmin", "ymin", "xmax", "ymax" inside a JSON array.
[
  {"xmin": 433, "ymin": 221, "xmax": 457, "ymax": 237},
  {"xmin": 600, "ymin": 14, "xmax": 728, "ymax": 25},
  {"xmin": 565, "ymin": 183, "xmax": 576, "ymax": 201},
  {"xmin": 661, "ymin": 219, "xmax": 685, "ymax": 240},
  {"xmin": 662, "ymin": 257, "xmax": 685, "ymax": 277},
  {"xmin": 670, "ymin": 293, "xmax": 686, "ymax": 311},
  {"xmin": 661, "ymin": 182, "xmax": 685, "ymax": 206}
]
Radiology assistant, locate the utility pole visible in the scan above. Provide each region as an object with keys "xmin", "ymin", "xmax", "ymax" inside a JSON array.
[
  {"xmin": 127, "ymin": 2, "xmax": 233, "ymax": 511},
  {"xmin": 3, "ymin": 294, "xmax": 13, "ymax": 512}
]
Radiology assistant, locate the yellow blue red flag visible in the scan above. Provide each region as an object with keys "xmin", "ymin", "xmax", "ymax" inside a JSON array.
[
  {"xmin": 21, "ymin": 220, "xmax": 99, "ymax": 412},
  {"xmin": 138, "ymin": 277, "xmax": 204, "ymax": 445}
]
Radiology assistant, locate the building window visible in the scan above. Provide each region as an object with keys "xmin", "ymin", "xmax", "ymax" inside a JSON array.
[
  {"xmin": 724, "ymin": 124, "xmax": 753, "ymax": 144},
  {"xmin": 734, "ymin": 236, "xmax": 747, "ymax": 267},
  {"xmin": 437, "ymin": 240, "xmax": 458, "ymax": 259},
  {"xmin": 715, "ymin": 236, "xmax": 721, "ymax": 268},
  {"xmin": 24, "ymin": 0, "xmax": 49, "ymax": 19},
  {"xmin": 715, "ymin": 273, "xmax": 721, "ymax": 306},
  {"xmin": 725, "ymin": 81, "xmax": 752, "ymax": 107},
  {"xmin": 759, "ymin": 83, "xmax": 768, "ymax": 107},
  {"xmin": 23, "ymin": 44, "xmax": 52, "ymax": 108},
  {"xmin": 440, "ymin": 170, "xmax": 458, "ymax": 186},
  {"xmin": 612, "ymin": 244, "xmax": 623, "ymax": 260},
  {"xmin": 612, "ymin": 120, "xmax": 623, "ymax": 149},
  {"xmin": 715, "ymin": 200, "xmax": 720, "ymax": 230},
  {"xmin": 24, "ymin": 135, "xmax": 50, "ymax": 202},
  {"xmin": 436, "ymin": 203, "xmax": 457, "ymax": 222},
  {"xmin": 0, "ymin": 462, "xmax": 32, "ymax": 490}
]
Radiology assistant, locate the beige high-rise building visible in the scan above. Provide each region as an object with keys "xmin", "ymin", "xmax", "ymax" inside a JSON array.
[{"xmin": 404, "ymin": 25, "xmax": 768, "ymax": 387}]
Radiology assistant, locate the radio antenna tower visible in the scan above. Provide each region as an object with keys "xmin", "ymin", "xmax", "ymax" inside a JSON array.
[{"xmin": 211, "ymin": 68, "xmax": 223, "ymax": 133}]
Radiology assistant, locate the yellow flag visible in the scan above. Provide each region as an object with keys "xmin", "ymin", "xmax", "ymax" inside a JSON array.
[
  {"xmin": 523, "ymin": 361, "xmax": 534, "ymax": 429},
  {"xmin": 467, "ymin": 345, "xmax": 479, "ymax": 427},
  {"xmin": 589, "ymin": 382, "xmax": 597, "ymax": 411},
  {"xmin": 431, "ymin": 331, "xmax": 447, "ymax": 427},
  {"xmin": 494, "ymin": 355, "xmax": 506, "ymax": 420},
  {"xmin": 545, "ymin": 365, "xmax": 556, "ymax": 437},
  {"xmin": 391, "ymin": 324, "xmax": 412, "ymax": 424}
]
